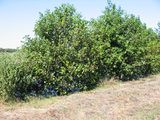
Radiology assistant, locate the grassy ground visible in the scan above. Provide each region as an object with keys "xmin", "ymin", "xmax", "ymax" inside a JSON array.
[{"xmin": 1, "ymin": 75, "xmax": 160, "ymax": 120}]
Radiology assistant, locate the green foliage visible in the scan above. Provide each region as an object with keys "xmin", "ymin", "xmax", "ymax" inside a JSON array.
[
  {"xmin": 90, "ymin": 3, "xmax": 159, "ymax": 80},
  {"xmin": 23, "ymin": 4, "xmax": 100, "ymax": 96},
  {"xmin": 0, "ymin": 52, "xmax": 32, "ymax": 100},
  {"xmin": 0, "ymin": 2, "xmax": 160, "ymax": 100}
]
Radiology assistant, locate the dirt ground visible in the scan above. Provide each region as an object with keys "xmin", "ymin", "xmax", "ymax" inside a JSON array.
[{"xmin": 1, "ymin": 75, "xmax": 160, "ymax": 120}]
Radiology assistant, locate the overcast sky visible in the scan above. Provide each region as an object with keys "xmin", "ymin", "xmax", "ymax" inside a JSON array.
[{"xmin": 0, "ymin": 0, "xmax": 160, "ymax": 48}]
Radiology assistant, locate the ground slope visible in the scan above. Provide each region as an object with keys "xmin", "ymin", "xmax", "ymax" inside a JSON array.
[{"xmin": 1, "ymin": 75, "xmax": 160, "ymax": 120}]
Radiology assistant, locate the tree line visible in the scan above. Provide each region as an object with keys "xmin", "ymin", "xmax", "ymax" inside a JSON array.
[{"xmin": 0, "ymin": 48, "xmax": 16, "ymax": 53}]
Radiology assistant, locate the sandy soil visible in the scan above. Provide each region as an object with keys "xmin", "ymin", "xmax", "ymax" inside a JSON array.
[{"xmin": 1, "ymin": 75, "xmax": 160, "ymax": 120}]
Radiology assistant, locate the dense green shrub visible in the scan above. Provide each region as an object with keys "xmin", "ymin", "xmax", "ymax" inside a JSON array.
[
  {"xmin": 0, "ymin": 4, "xmax": 100, "ymax": 100},
  {"xmin": 146, "ymin": 35, "xmax": 160, "ymax": 73},
  {"xmin": 90, "ymin": 2, "xmax": 159, "ymax": 80},
  {"xmin": 22, "ymin": 4, "xmax": 101, "ymax": 96},
  {"xmin": 0, "ymin": 52, "xmax": 33, "ymax": 100},
  {"xmin": 0, "ymin": 2, "xmax": 160, "ymax": 100}
]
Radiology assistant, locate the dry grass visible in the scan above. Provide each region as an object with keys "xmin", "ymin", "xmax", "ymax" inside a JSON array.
[
  {"xmin": 133, "ymin": 102, "xmax": 160, "ymax": 120},
  {"xmin": 0, "ymin": 74, "xmax": 160, "ymax": 120}
]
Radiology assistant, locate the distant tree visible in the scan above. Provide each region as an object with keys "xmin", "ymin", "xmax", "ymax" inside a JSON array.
[{"xmin": 0, "ymin": 48, "xmax": 16, "ymax": 53}]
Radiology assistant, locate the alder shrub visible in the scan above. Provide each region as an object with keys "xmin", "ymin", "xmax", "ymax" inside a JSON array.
[
  {"xmin": 23, "ymin": 4, "xmax": 101, "ymax": 96},
  {"xmin": 90, "ymin": 3, "xmax": 159, "ymax": 80},
  {"xmin": 0, "ymin": 2, "xmax": 160, "ymax": 100}
]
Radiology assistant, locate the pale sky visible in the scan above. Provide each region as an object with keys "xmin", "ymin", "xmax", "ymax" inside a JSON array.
[{"xmin": 0, "ymin": 0, "xmax": 160, "ymax": 48}]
